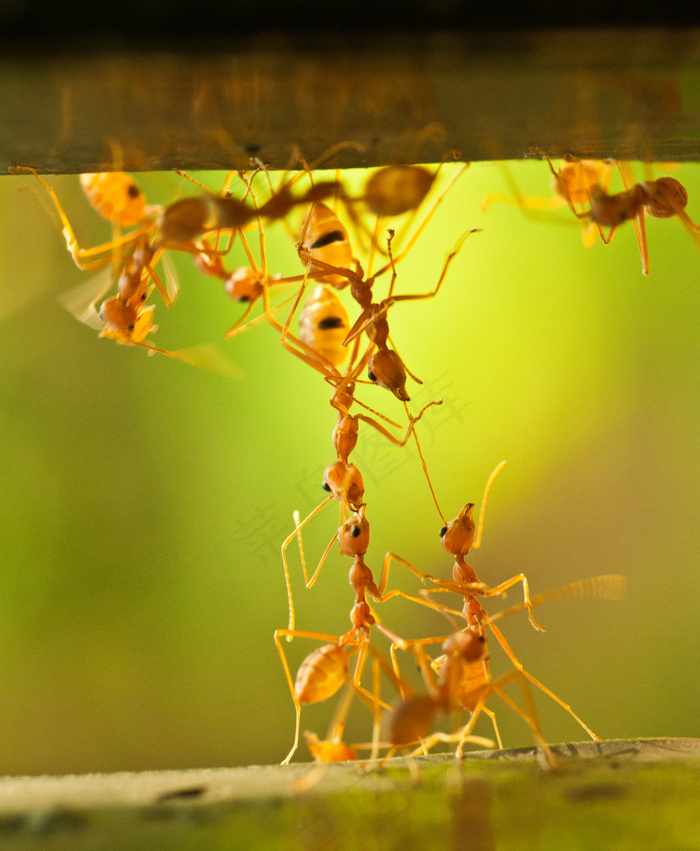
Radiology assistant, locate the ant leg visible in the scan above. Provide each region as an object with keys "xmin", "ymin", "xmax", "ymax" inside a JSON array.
[
  {"xmin": 480, "ymin": 706, "xmax": 504, "ymax": 751},
  {"xmin": 413, "ymin": 728, "xmax": 495, "ymax": 758},
  {"xmin": 489, "ymin": 673, "xmax": 559, "ymax": 769},
  {"xmin": 281, "ymin": 500, "xmax": 333, "ymax": 634},
  {"xmin": 480, "ymin": 574, "xmax": 546, "ymax": 632},
  {"xmin": 387, "ymin": 159, "xmax": 472, "ymax": 266},
  {"xmin": 11, "ymin": 166, "xmax": 153, "ymax": 269},
  {"xmin": 616, "ymin": 162, "xmax": 650, "ymax": 275},
  {"xmin": 487, "ymin": 621, "xmax": 599, "ymax": 741},
  {"xmin": 225, "ymin": 289, "xmax": 305, "ymax": 339},
  {"xmin": 481, "ymin": 160, "xmax": 568, "ymax": 215},
  {"xmin": 486, "ymin": 574, "xmax": 627, "ymax": 625},
  {"xmin": 273, "ymin": 628, "xmax": 343, "ymax": 764},
  {"xmin": 473, "ymin": 460, "xmax": 507, "ymax": 549}
]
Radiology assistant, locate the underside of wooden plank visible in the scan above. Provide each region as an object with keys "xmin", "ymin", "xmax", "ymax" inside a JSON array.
[{"xmin": 2, "ymin": 30, "xmax": 700, "ymax": 173}]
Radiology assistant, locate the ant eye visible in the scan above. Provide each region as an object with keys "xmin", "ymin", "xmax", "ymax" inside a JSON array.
[
  {"xmin": 368, "ymin": 371, "xmax": 377, "ymax": 383},
  {"xmin": 351, "ymin": 525, "xmax": 361, "ymax": 537},
  {"xmin": 439, "ymin": 526, "xmax": 447, "ymax": 537},
  {"xmin": 127, "ymin": 324, "xmax": 136, "ymax": 332},
  {"xmin": 478, "ymin": 635, "xmax": 486, "ymax": 644},
  {"xmin": 237, "ymin": 296, "xmax": 250, "ymax": 303},
  {"xmin": 322, "ymin": 482, "xmax": 331, "ymax": 492}
]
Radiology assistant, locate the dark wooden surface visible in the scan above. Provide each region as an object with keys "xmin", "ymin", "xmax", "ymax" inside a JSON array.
[{"xmin": 2, "ymin": 29, "xmax": 700, "ymax": 174}]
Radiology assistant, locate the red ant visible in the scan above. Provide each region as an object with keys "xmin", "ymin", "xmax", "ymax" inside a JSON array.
[
  {"xmin": 530, "ymin": 151, "xmax": 700, "ymax": 275},
  {"xmin": 382, "ymin": 573, "xmax": 626, "ymax": 767}
]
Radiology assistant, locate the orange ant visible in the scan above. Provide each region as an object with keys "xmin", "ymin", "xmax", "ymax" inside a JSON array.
[
  {"xmin": 277, "ymin": 502, "xmax": 465, "ymax": 764},
  {"xmin": 378, "ymin": 462, "xmax": 549, "ymax": 633},
  {"xmin": 341, "ymin": 124, "xmax": 469, "ymax": 265},
  {"xmin": 184, "ymin": 217, "xmax": 312, "ymax": 341},
  {"xmin": 344, "ymin": 227, "xmax": 479, "ymax": 400},
  {"xmin": 586, "ymin": 166, "xmax": 700, "ymax": 276},
  {"xmin": 298, "ymin": 202, "xmax": 355, "ymax": 286},
  {"xmin": 280, "ymin": 346, "xmax": 444, "ymax": 635},
  {"xmin": 56, "ymin": 264, "xmax": 208, "ymax": 366},
  {"xmin": 530, "ymin": 151, "xmax": 700, "ymax": 275},
  {"xmin": 296, "ymin": 646, "xmax": 492, "ymax": 781},
  {"xmin": 274, "ymin": 506, "xmax": 403, "ymax": 763},
  {"xmin": 222, "ymin": 190, "xmax": 360, "ymax": 343},
  {"xmin": 160, "ymin": 142, "xmax": 364, "ymax": 249},
  {"xmin": 292, "ymin": 161, "xmax": 477, "ymax": 400},
  {"xmin": 385, "ymin": 628, "xmax": 559, "ymax": 767},
  {"xmin": 78, "ymin": 171, "xmax": 161, "ymax": 228},
  {"xmin": 10, "ymin": 167, "xmax": 167, "ymax": 283},
  {"xmin": 179, "ymin": 174, "xmax": 360, "ymax": 344},
  {"xmin": 382, "ymin": 573, "xmax": 626, "ymax": 767}
]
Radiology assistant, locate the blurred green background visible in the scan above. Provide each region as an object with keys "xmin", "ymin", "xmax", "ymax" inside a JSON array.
[{"xmin": 0, "ymin": 160, "xmax": 698, "ymax": 775}]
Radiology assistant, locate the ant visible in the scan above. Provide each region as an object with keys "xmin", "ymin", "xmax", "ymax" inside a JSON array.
[
  {"xmin": 343, "ymin": 227, "xmax": 479, "ymax": 400},
  {"xmin": 10, "ymin": 166, "xmax": 166, "ymax": 282},
  {"xmin": 378, "ymin": 462, "xmax": 554, "ymax": 633},
  {"xmin": 57, "ymin": 266, "xmax": 212, "ymax": 366},
  {"xmin": 222, "ymin": 193, "xmax": 359, "ymax": 344},
  {"xmin": 279, "ymin": 346, "xmax": 444, "ymax": 635},
  {"xmin": 530, "ymin": 151, "xmax": 700, "ymax": 275},
  {"xmin": 385, "ymin": 627, "xmax": 559, "ymax": 767},
  {"xmin": 178, "ymin": 170, "xmax": 361, "ymax": 344},
  {"xmin": 184, "ymin": 211, "xmax": 313, "ymax": 340},
  {"xmin": 342, "ymin": 124, "xmax": 470, "ymax": 267},
  {"xmin": 277, "ymin": 502, "xmax": 463, "ymax": 764},
  {"xmin": 383, "ymin": 573, "xmax": 626, "ymax": 767},
  {"xmin": 297, "ymin": 202, "xmax": 355, "ymax": 286},
  {"xmin": 274, "ymin": 507, "xmax": 406, "ymax": 763},
  {"xmin": 78, "ymin": 171, "xmax": 161, "ymax": 229},
  {"xmin": 160, "ymin": 142, "xmax": 364, "ymax": 248}
]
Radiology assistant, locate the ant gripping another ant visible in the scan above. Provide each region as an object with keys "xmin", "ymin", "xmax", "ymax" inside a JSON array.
[
  {"xmin": 277, "ymin": 330, "xmax": 446, "ymax": 635},
  {"xmin": 277, "ymin": 486, "xmax": 497, "ymax": 765},
  {"xmin": 296, "ymin": 225, "xmax": 479, "ymax": 402},
  {"xmin": 380, "ymin": 572, "xmax": 625, "ymax": 769}
]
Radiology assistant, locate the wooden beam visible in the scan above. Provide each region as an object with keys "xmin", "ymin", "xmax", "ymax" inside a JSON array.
[{"xmin": 3, "ymin": 29, "xmax": 700, "ymax": 173}]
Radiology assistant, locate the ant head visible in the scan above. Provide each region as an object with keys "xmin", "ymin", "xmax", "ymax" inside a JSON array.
[
  {"xmin": 100, "ymin": 299, "xmax": 155, "ymax": 346},
  {"xmin": 367, "ymin": 349, "xmax": 409, "ymax": 401},
  {"xmin": 439, "ymin": 504, "xmax": 476, "ymax": 555},
  {"xmin": 323, "ymin": 461, "xmax": 364, "ymax": 509},
  {"xmin": 100, "ymin": 297, "xmax": 140, "ymax": 335},
  {"xmin": 337, "ymin": 506, "xmax": 369, "ymax": 557},
  {"xmin": 225, "ymin": 268, "xmax": 264, "ymax": 302},
  {"xmin": 304, "ymin": 732, "xmax": 357, "ymax": 763},
  {"xmin": 442, "ymin": 629, "xmax": 488, "ymax": 663}
]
